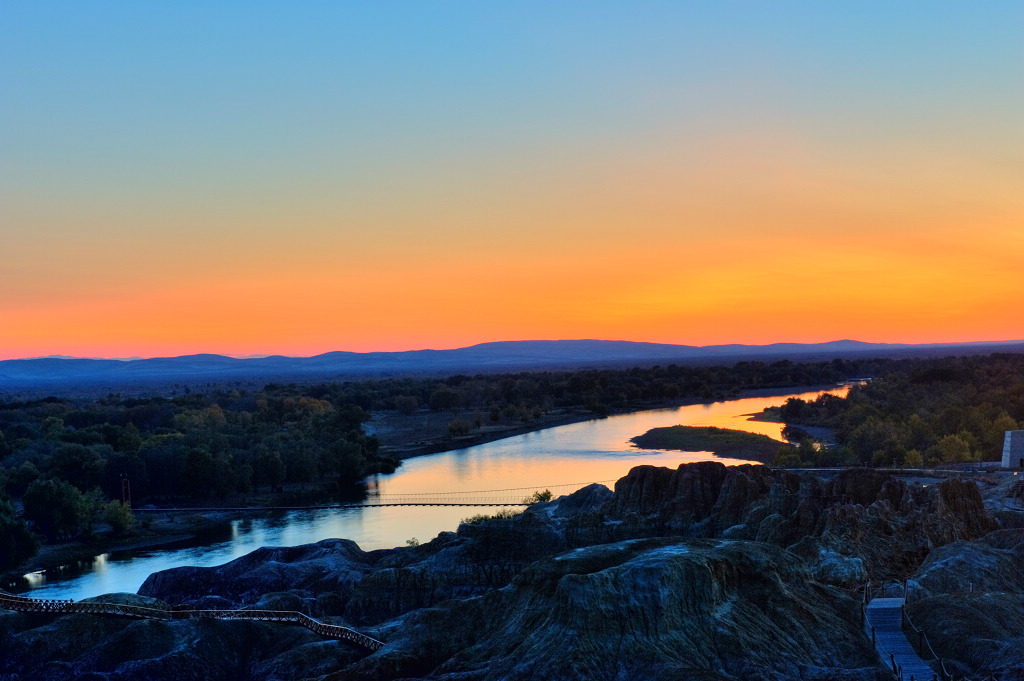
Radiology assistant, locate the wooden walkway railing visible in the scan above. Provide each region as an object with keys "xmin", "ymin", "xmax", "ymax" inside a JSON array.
[
  {"xmin": 0, "ymin": 589, "xmax": 383, "ymax": 652},
  {"xmin": 865, "ymin": 598, "xmax": 937, "ymax": 681},
  {"xmin": 901, "ymin": 604, "xmax": 953, "ymax": 681},
  {"xmin": 861, "ymin": 583, "xmax": 949, "ymax": 681}
]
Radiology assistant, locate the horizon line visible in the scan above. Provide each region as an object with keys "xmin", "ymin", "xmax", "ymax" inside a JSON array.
[{"xmin": 6, "ymin": 337, "xmax": 1024, "ymax": 363}]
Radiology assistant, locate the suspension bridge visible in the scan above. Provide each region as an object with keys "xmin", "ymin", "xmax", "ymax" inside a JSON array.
[
  {"xmin": 129, "ymin": 480, "xmax": 618, "ymax": 513},
  {"xmin": 0, "ymin": 589, "xmax": 384, "ymax": 652}
]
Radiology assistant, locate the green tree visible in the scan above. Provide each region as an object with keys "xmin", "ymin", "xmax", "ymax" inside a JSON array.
[
  {"xmin": 23, "ymin": 478, "xmax": 95, "ymax": 541},
  {"xmin": 212, "ymin": 453, "xmax": 237, "ymax": 497},
  {"xmin": 254, "ymin": 450, "xmax": 287, "ymax": 491},
  {"xmin": 117, "ymin": 422, "xmax": 143, "ymax": 452},
  {"xmin": 139, "ymin": 433, "xmax": 188, "ymax": 498},
  {"xmin": 40, "ymin": 416, "xmax": 65, "ymax": 440},
  {"xmin": 988, "ymin": 414, "xmax": 1019, "ymax": 458},
  {"xmin": 236, "ymin": 462, "xmax": 254, "ymax": 493},
  {"xmin": 326, "ymin": 440, "xmax": 366, "ymax": 482},
  {"xmin": 0, "ymin": 497, "xmax": 37, "ymax": 569},
  {"xmin": 103, "ymin": 499, "xmax": 134, "ymax": 535},
  {"xmin": 429, "ymin": 387, "xmax": 464, "ymax": 413},
  {"xmin": 7, "ymin": 461, "xmax": 41, "ymax": 496},
  {"xmin": 796, "ymin": 438, "xmax": 820, "ymax": 465},
  {"xmin": 283, "ymin": 447, "xmax": 317, "ymax": 487},
  {"xmin": 929, "ymin": 434, "xmax": 974, "ymax": 463},
  {"xmin": 180, "ymin": 449, "xmax": 217, "ymax": 498},
  {"xmin": 49, "ymin": 443, "xmax": 108, "ymax": 490},
  {"xmin": 394, "ymin": 395, "xmax": 419, "ymax": 415},
  {"xmin": 774, "ymin": 448, "xmax": 802, "ymax": 468},
  {"xmin": 447, "ymin": 418, "xmax": 471, "ymax": 436}
]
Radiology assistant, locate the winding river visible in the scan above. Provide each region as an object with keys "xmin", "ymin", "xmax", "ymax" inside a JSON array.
[{"xmin": 15, "ymin": 385, "xmax": 849, "ymax": 601}]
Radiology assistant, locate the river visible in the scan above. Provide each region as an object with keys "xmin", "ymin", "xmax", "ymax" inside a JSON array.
[{"xmin": 16, "ymin": 384, "xmax": 849, "ymax": 601}]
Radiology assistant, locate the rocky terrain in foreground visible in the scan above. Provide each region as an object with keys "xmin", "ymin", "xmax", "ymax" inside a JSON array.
[{"xmin": 1, "ymin": 462, "xmax": 1019, "ymax": 680}]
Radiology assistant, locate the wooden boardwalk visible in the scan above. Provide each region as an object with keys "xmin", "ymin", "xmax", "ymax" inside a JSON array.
[
  {"xmin": 865, "ymin": 598, "xmax": 936, "ymax": 681},
  {"xmin": 0, "ymin": 589, "xmax": 383, "ymax": 652}
]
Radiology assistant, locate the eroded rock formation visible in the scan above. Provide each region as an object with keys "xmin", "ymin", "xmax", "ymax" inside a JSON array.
[{"xmin": 0, "ymin": 463, "xmax": 1010, "ymax": 680}]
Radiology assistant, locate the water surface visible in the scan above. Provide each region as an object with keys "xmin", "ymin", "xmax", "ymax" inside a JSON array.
[{"xmin": 17, "ymin": 385, "xmax": 847, "ymax": 600}]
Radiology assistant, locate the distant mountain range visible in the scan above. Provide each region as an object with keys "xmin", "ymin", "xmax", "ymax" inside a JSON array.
[{"xmin": 2, "ymin": 339, "xmax": 1023, "ymax": 390}]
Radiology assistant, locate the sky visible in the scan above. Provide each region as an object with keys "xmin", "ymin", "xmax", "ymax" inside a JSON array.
[{"xmin": 2, "ymin": 2, "xmax": 1023, "ymax": 360}]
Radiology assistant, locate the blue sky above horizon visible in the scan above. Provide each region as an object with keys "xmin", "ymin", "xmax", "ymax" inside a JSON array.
[{"xmin": 2, "ymin": 2, "xmax": 1023, "ymax": 360}]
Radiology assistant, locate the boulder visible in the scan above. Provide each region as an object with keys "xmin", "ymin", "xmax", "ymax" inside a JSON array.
[{"xmin": 139, "ymin": 538, "xmax": 375, "ymax": 607}]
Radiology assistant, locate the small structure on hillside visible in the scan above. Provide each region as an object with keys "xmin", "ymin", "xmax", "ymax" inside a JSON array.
[{"xmin": 1001, "ymin": 431, "xmax": 1024, "ymax": 469}]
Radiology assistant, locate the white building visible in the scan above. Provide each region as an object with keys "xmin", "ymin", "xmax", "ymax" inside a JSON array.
[{"xmin": 1001, "ymin": 430, "xmax": 1024, "ymax": 469}]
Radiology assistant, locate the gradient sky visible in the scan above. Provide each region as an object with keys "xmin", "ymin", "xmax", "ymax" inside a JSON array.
[{"xmin": 2, "ymin": 2, "xmax": 1022, "ymax": 360}]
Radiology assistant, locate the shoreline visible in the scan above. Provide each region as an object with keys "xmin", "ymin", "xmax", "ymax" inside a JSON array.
[
  {"xmin": 5, "ymin": 382, "xmax": 848, "ymax": 586},
  {"xmin": 383, "ymin": 382, "xmax": 849, "ymax": 462},
  {"xmin": 4, "ymin": 512, "xmax": 238, "ymax": 593}
]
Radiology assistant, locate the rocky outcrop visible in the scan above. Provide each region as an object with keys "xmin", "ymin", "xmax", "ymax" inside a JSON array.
[
  {"xmin": 579, "ymin": 462, "xmax": 997, "ymax": 583},
  {"xmin": 336, "ymin": 538, "xmax": 880, "ymax": 681},
  {"xmin": 139, "ymin": 538, "xmax": 376, "ymax": 607},
  {"xmin": 903, "ymin": 530, "xmax": 1024, "ymax": 679},
  {"xmin": 608, "ymin": 460, "xmax": 734, "ymax": 519},
  {"xmin": 910, "ymin": 529, "xmax": 1024, "ymax": 599},
  {"xmin": 548, "ymin": 482, "xmax": 612, "ymax": 517}
]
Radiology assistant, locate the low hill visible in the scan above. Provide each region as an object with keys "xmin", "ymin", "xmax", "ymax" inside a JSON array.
[{"xmin": 2, "ymin": 339, "xmax": 1022, "ymax": 390}]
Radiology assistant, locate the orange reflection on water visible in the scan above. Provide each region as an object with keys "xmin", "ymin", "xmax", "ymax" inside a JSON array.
[
  {"xmin": 644, "ymin": 386, "xmax": 854, "ymax": 442},
  {"xmin": 372, "ymin": 385, "xmax": 852, "ymax": 499}
]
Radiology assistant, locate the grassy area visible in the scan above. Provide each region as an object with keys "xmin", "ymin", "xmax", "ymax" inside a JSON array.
[
  {"xmin": 751, "ymin": 406, "xmax": 783, "ymax": 422},
  {"xmin": 630, "ymin": 425, "xmax": 786, "ymax": 463}
]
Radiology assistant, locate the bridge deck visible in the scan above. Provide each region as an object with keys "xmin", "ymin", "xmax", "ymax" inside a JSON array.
[
  {"xmin": 131, "ymin": 502, "xmax": 529, "ymax": 512},
  {"xmin": 865, "ymin": 598, "xmax": 935, "ymax": 681}
]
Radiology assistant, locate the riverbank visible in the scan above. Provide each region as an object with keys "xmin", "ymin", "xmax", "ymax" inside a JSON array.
[
  {"xmin": 4, "ymin": 510, "xmax": 236, "ymax": 593},
  {"xmin": 373, "ymin": 382, "xmax": 848, "ymax": 461}
]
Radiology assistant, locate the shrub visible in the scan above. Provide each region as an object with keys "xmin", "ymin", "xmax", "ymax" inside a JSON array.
[
  {"xmin": 447, "ymin": 418, "xmax": 472, "ymax": 436},
  {"xmin": 460, "ymin": 508, "xmax": 521, "ymax": 525},
  {"xmin": 103, "ymin": 499, "xmax": 135, "ymax": 535},
  {"xmin": 523, "ymin": 489, "xmax": 552, "ymax": 504}
]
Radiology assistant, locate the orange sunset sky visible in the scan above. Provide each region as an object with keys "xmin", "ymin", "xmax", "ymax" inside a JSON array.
[{"xmin": 2, "ymin": 3, "xmax": 1023, "ymax": 360}]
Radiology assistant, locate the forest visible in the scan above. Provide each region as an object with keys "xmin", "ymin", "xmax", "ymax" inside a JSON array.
[
  {"xmin": 0, "ymin": 388, "xmax": 390, "ymax": 569},
  {"xmin": 769, "ymin": 353, "xmax": 1024, "ymax": 467}
]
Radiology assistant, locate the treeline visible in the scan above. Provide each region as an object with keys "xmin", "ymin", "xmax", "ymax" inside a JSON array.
[
  {"xmin": 771, "ymin": 354, "xmax": 1024, "ymax": 467},
  {"xmin": 0, "ymin": 386, "xmax": 394, "ymax": 566},
  {"xmin": 311, "ymin": 356, "xmax": 883, "ymax": 421},
  {"xmin": 0, "ymin": 390, "xmax": 390, "ymax": 502}
]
